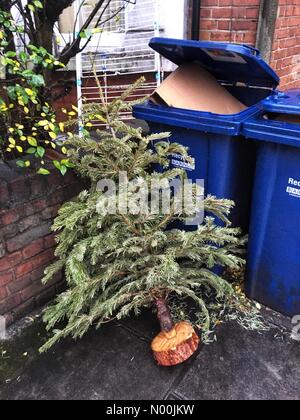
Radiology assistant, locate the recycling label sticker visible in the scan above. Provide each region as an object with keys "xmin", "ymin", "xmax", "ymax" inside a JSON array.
[
  {"xmin": 287, "ymin": 178, "xmax": 300, "ymax": 198},
  {"xmin": 171, "ymin": 153, "xmax": 195, "ymax": 172}
]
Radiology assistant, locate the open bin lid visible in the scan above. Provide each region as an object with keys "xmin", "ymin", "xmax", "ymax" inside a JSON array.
[
  {"xmin": 243, "ymin": 88, "xmax": 300, "ymax": 147},
  {"xmin": 150, "ymin": 38, "xmax": 279, "ymax": 89},
  {"xmin": 261, "ymin": 89, "xmax": 300, "ymax": 115}
]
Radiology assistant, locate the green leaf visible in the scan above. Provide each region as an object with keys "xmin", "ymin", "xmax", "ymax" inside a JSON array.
[
  {"xmin": 28, "ymin": 137, "xmax": 37, "ymax": 147},
  {"xmin": 26, "ymin": 147, "xmax": 36, "ymax": 154},
  {"xmin": 7, "ymin": 86, "xmax": 16, "ymax": 100},
  {"xmin": 33, "ymin": 0, "xmax": 43, "ymax": 8},
  {"xmin": 31, "ymin": 74, "xmax": 45, "ymax": 87},
  {"xmin": 28, "ymin": 44, "xmax": 38, "ymax": 52},
  {"xmin": 16, "ymin": 160, "xmax": 25, "ymax": 167},
  {"xmin": 60, "ymin": 165, "xmax": 67, "ymax": 176},
  {"xmin": 61, "ymin": 159, "xmax": 75, "ymax": 168},
  {"xmin": 37, "ymin": 146, "xmax": 45, "ymax": 158},
  {"xmin": 37, "ymin": 168, "xmax": 50, "ymax": 175},
  {"xmin": 19, "ymin": 51, "xmax": 27, "ymax": 62},
  {"xmin": 80, "ymin": 29, "xmax": 92, "ymax": 39},
  {"xmin": 53, "ymin": 160, "xmax": 61, "ymax": 170},
  {"xmin": 5, "ymin": 51, "xmax": 16, "ymax": 58}
]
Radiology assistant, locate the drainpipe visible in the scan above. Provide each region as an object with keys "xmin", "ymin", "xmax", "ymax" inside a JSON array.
[
  {"xmin": 191, "ymin": 0, "xmax": 201, "ymax": 40},
  {"xmin": 256, "ymin": 0, "xmax": 279, "ymax": 63}
]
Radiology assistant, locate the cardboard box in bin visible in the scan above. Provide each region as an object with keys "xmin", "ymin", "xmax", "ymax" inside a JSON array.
[
  {"xmin": 151, "ymin": 62, "xmax": 247, "ymax": 115},
  {"xmin": 272, "ymin": 113, "xmax": 300, "ymax": 124}
]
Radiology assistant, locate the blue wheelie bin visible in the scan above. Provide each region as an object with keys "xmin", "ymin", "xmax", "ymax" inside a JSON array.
[
  {"xmin": 133, "ymin": 38, "xmax": 279, "ymax": 232},
  {"xmin": 243, "ymin": 89, "xmax": 300, "ymax": 317}
]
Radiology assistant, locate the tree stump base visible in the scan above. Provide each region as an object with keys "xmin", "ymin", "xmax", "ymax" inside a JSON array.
[{"xmin": 151, "ymin": 321, "xmax": 200, "ymax": 367}]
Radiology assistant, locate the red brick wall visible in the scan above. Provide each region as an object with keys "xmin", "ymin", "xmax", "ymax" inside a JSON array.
[
  {"xmin": 199, "ymin": 0, "xmax": 261, "ymax": 45},
  {"xmin": 270, "ymin": 0, "xmax": 300, "ymax": 90},
  {"xmin": 0, "ymin": 164, "xmax": 86, "ymax": 326}
]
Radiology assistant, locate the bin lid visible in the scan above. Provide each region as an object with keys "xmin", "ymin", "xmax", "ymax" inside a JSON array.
[
  {"xmin": 262, "ymin": 89, "xmax": 300, "ymax": 115},
  {"xmin": 149, "ymin": 38, "xmax": 279, "ymax": 89}
]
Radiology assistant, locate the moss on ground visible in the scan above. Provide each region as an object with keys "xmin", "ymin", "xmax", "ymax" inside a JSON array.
[{"xmin": 0, "ymin": 316, "xmax": 51, "ymax": 385}]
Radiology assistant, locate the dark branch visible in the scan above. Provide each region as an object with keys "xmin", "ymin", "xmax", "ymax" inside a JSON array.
[{"xmin": 58, "ymin": 0, "xmax": 108, "ymax": 66}]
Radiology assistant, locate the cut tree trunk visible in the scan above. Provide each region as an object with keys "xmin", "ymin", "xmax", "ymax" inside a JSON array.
[{"xmin": 151, "ymin": 298, "xmax": 200, "ymax": 367}]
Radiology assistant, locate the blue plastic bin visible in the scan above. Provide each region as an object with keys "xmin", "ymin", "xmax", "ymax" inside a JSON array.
[
  {"xmin": 133, "ymin": 38, "xmax": 279, "ymax": 231},
  {"xmin": 244, "ymin": 89, "xmax": 300, "ymax": 317}
]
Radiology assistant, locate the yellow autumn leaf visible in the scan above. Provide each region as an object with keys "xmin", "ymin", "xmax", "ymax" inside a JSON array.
[
  {"xmin": 38, "ymin": 120, "xmax": 49, "ymax": 127},
  {"xmin": 9, "ymin": 137, "xmax": 15, "ymax": 146},
  {"xmin": 24, "ymin": 107, "xmax": 29, "ymax": 114},
  {"xmin": 25, "ymin": 88, "xmax": 34, "ymax": 96},
  {"xmin": 59, "ymin": 122, "xmax": 65, "ymax": 132},
  {"xmin": 20, "ymin": 136, "xmax": 27, "ymax": 141},
  {"xmin": 27, "ymin": 137, "xmax": 37, "ymax": 147},
  {"xmin": 16, "ymin": 146, "xmax": 23, "ymax": 153},
  {"xmin": 49, "ymin": 132, "xmax": 57, "ymax": 139}
]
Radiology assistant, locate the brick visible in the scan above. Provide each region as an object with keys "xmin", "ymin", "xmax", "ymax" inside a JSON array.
[
  {"xmin": 1, "ymin": 223, "xmax": 19, "ymax": 240},
  {"xmin": 0, "ymin": 163, "xmax": 85, "ymax": 323},
  {"xmin": 35, "ymin": 285, "xmax": 57, "ymax": 307},
  {"xmin": 29, "ymin": 174, "xmax": 48, "ymax": 198},
  {"xmin": 12, "ymin": 298, "xmax": 36, "ymax": 319},
  {"xmin": 7, "ymin": 223, "xmax": 51, "ymax": 252},
  {"xmin": 231, "ymin": 20, "xmax": 257, "ymax": 31},
  {"xmin": 18, "ymin": 214, "xmax": 41, "ymax": 233},
  {"xmin": 44, "ymin": 233, "xmax": 57, "ymax": 249},
  {"xmin": 0, "ymin": 287, "xmax": 8, "ymax": 300},
  {"xmin": 0, "ymin": 293, "xmax": 22, "ymax": 314},
  {"xmin": 9, "ymin": 177, "xmax": 31, "ymax": 204},
  {"xmin": 0, "ymin": 270, "xmax": 14, "ymax": 287},
  {"xmin": 21, "ymin": 280, "xmax": 46, "ymax": 302},
  {"xmin": 201, "ymin": 19, "xmax": 218, "ymax": 30},
  {"xmin": 0, "ymin": 251, "xmax": 23, "ymax": 272},
  {"xmin": 218, "ymin": 21, "xmax": 231, "ymax": 30},
  {"xmin": 0, "ymin": 242, "xmax": 5, "ymax": 258},
  {"xmin": 211, "ymin": 8, "xmax": 232, "ymax": 19},
  {"xmin": 7, "ymin": 273, "xmax": 33, "ymax": 294},
  {"xmin": 15, "ymin": 248, "xmax": 55, "ymax": 278},
  {"xmin": 0, "ymin": 181, "xmax": 9, "ymax": 208},
  {"xmin": 22, "ymin": 238, "xmax": 45, "ymax": 259},
  {"xmin": 1, "ymin": 208, "xmax": 20, "ymax": 226}
]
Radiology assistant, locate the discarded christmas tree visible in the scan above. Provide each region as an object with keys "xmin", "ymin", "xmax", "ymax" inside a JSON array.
[{"xmin": 40, "ymin": 76, "xmax": 245, "ymax": 366}]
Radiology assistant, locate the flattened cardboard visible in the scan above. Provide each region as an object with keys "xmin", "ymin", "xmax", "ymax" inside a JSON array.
[{"xmin": 151, "ymin": 62, "xmax": 247, "ymax": 115}]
